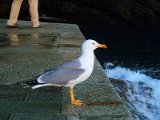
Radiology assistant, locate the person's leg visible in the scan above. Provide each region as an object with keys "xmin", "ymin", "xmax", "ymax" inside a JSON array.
[
  {"xmin": 7, "ymin": 0, "xmax": 23, "ymax": 26},
  {"xmin": 28, "ymin": 0, "xmax": 40, "ymax": 28}
]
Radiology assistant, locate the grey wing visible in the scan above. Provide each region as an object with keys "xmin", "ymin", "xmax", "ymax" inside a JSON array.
[{"xmin": 38, "ymin": 59, "xmax": 85, "ymax": 85}]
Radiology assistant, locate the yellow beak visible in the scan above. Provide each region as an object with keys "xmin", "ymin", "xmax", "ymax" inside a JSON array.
[{"xmin": 97, "ymin": 44, "xmax": 107, "ymax": 48}]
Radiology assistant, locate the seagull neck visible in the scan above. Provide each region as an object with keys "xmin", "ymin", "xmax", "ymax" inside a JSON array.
[{"xmin": 80, "ymin": 49, "xmax": 94, "ymax": 61}]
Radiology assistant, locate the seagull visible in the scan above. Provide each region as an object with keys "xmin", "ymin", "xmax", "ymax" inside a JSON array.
[{"xmin": 17, "ymin": 39, "xmax": 107, "ymax": 106}]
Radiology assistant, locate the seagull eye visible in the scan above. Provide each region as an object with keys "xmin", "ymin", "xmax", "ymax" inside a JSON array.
[{"xmin": 92, "ymin": 43, "xmax": 95, "ymax": 45}]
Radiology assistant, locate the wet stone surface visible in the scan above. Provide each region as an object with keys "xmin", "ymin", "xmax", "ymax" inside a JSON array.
[{"xmin": 0, "ymin": 19, "xmax": 131, "ymax": 120}]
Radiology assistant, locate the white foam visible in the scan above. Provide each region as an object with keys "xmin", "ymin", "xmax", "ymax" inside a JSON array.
[{"xmin": 105, "ymin": 63, "xmax": 160, "ymax": 120}]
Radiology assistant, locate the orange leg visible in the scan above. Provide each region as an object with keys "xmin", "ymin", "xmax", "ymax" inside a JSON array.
[{"xmin": 70, "ymin": 87, "xmax": 83, "ymax": 106}]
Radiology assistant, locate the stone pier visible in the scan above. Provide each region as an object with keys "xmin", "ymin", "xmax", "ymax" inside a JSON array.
[{"xmin": 0, "ymin": 19, "xmax": 132, "ymax": 120}]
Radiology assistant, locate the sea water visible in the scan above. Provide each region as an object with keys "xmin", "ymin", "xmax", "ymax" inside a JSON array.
[
  {"xmin": 105, "ymin": 63, "xmax": 160, "ymax": 120},
  {"xmin": 77, "ymin": 22, "xmax": 160, "ymax": 120}
]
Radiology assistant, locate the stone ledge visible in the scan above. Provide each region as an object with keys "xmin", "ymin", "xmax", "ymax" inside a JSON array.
[{"xmin": 0, "ymin": 19, "xmax": 132, "ymax": 120}]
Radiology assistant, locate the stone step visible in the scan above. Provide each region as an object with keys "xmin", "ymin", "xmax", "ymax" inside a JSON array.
[
  {"xmin": 77, "ymin": 115, "xmax": 131, "ymax": 120},
  {"xmin": 0, "ymin": 101, "xmax": 62, "ymax": 114},
  {"xmin": 0, "ymin": 84, "xmax": 62, "ymax": 93},
  {"xmin": 63, "ymin": 83, "xmax": 123, "ymax": 104},
  {"xmin": 0, "ymin": 83, "xmax": 131, "ymax": 118},
  {"xmin": 0, "ymin": 83, "xmax": 120, "ymax": 104},
  {"xmin": 0, "ymin": 84, "xmax": 63, "ymax": 103},
  {"xmin": 0, "ymin": 91, "xmax": 62, "ymax": 103},
  {"xmin": 0, "ymin": 113, "xmax": 66, "ymax": 120},
  {"xmin": 0, "ymin": 113, "xmax": 130, "ymax": 120}
]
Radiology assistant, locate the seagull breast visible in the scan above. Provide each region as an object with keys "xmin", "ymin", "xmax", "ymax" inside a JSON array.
[{"xmin": 67, "ymin": 49, "xmax": 95, "ymax": 86}]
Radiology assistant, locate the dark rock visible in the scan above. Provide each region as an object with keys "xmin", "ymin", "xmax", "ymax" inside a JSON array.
[
  {"xmin": 110, "ymin": 78, "xmax": 129, "ymax": 100},
  {"xmin": 1, "ymin": 0, "xmax": 160, "ymax": 26}
]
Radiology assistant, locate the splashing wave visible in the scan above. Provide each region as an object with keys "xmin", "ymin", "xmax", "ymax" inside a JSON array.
[{"xmin": 105, "ymin": 63, "xmax": 160, "ymax": 120}]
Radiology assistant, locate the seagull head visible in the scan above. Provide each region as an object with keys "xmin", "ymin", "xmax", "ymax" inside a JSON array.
[{"xmin": 82, "ymin": 39, "xmax": 107, "ymax": 51}]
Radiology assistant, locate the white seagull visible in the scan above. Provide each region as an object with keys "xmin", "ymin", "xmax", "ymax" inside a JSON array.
[{"xmin": 18, "ymin": 39, "xmax": 107, "ymax": 106}]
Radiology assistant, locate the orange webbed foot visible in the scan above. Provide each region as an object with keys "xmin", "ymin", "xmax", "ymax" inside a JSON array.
[{"xmin": 71, "ymin": 99, "xmax": 83, "ymax": 106}]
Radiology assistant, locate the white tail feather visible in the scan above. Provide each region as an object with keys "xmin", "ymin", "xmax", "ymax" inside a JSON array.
[{"xmin": 32, "ymin": 84, "xmax": 61, "ymax": 89}]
